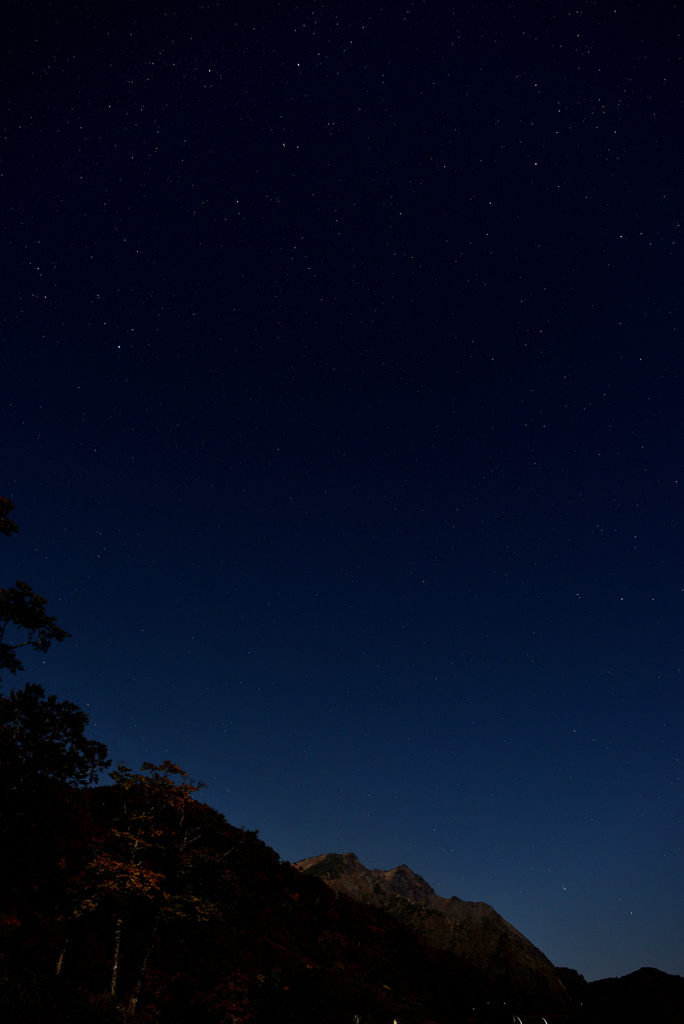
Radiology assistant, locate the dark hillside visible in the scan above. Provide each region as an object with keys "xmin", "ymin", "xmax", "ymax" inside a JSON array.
[
  {"xmin": 2, "ymin": 764, "xmax": 683, "ymax": 1023},
  {"xmin": 1, "ymin": 771, "xmax": 497, "ymax": 1024},
  {"xmin": 581, "ymin": 967, "xmax": 684, "ymax": 1024}
]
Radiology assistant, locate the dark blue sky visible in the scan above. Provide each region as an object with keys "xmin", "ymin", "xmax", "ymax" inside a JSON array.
[{"xmin": 3, "ymin": 0, "xmax": 682, "ymax": 982}]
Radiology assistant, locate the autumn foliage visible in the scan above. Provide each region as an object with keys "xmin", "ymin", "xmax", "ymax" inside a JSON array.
[{"xmin": 0, "ymin": 743, "xmax": 499, "ymax": 1023}]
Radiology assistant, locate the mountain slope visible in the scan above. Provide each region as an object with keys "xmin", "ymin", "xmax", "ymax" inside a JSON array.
[
  {"xmin": 0, "ymin": 783, "xmax": 500, "ymax": 1024},
  {"xmin": 295, "ymin": 852, "xmax": 574, "ymax": 1014},
  {"xmin": 583, "ymin": 967, "xmax": 684, "ymax": 1024}
]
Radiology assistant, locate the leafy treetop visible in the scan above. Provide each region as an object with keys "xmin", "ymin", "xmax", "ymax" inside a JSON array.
[
  {"xmin": 0, "ymin": 496, "xmax": 19, "ymax": 537},
  {"xmin": 0, "ymin": 681, "xmax": 111, "ymax": 788},
  {"xmin": 0, "ymin": 498, "xmax": 107, "ymax": 789},
  {"xmin": 0, "ymin": 496, "xmax": 70, "ymax": 681},
  {"xmin": 0, "ymin": 581, "xmax": 72, "ymax": 680}
]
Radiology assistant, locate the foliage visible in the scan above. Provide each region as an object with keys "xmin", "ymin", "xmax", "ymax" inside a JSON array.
[
  {"xmin": 0, "ymin": 682, "xmax": 111, "ymax": 789},
  {"xmin": 0, "ymin": 497, "xmax": 70, "ymax": 681},
  {"xmin": 0, "ymin": 581, "xmax": 71, "ymax": 680},
  {"xmin": 72, "ymin": 762, "xmax": 216, "ymax": 926},
  {"xmin": 0, "ymin": 500, "xmax": 99, "ymax": 798},
  {"xmin": 0, "ymin": 497, "xmax": 19, "ymax": 538}
]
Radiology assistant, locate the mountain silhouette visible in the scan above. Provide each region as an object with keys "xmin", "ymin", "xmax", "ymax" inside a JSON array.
[{"xmin": 295, "ymin": 852, "xmax": 575, "ymax": 1014}]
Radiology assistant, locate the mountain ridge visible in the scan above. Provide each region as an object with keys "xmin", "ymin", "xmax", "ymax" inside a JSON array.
[{"xmin": 294, "ymin": 851, "xmax": 572, "ymax": 1013}]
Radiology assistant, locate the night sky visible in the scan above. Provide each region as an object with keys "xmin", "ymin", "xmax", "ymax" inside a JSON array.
[{"xmin": 3, "ymin": 0, "xmax": 682, "ymax": 983}]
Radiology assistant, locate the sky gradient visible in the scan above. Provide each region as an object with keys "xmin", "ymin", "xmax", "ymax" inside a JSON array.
[{"xmin": 2, "ymin": 0, "xmax": 682, "ymax": 983}]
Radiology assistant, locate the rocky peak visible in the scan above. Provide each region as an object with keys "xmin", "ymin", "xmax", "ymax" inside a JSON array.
[
  {"xmin": 294, "ymin": 851, "xmax": 574, "ymax": 1015},
  {"xmin": 368, "ymin": 863, "xmax": 436, "ymax": 906}
]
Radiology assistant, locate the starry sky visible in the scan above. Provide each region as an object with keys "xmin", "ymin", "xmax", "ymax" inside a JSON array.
[{"xmin": 2, "ymin": 0, "xmax": 682, "ymax": 984}]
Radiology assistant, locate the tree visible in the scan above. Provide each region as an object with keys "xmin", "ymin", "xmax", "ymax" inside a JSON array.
[
  {"xmin": 71, "ymin": 762, "xmax": 215, "ymax": 1011},
  {"xmin": 0, "ymin": 499, "xmax": 105, "ymax": 788},
  {"xmin": 0, "ymin": 496, "xmax": 70, "ymax": 682},
  {"xmin": 0, "ymin": 496, "xmax": 19, "ymax": 537},
  {"xmin": 0, "ymin": 581, "xmax": 71, "ymax": 681},
  {"xmin": 0, "ymin": 682, "xmax": 111, "ymax": 790}
]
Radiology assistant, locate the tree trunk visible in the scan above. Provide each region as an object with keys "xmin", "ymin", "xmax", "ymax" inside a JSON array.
[
  {"xmin": 55, "ymin": 935, "xmax": 68, "ymax": 976},
  {"xmin": 128, "ymin": 918, "xmax": 159, "ymax": 1015},
  {"xmin": 110, "ymin": 917, "xmax": 123, "ymax": 997}
]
